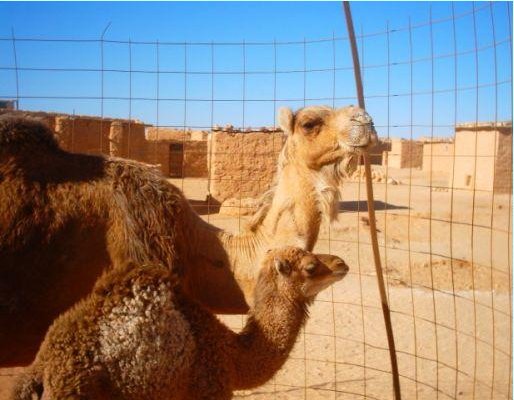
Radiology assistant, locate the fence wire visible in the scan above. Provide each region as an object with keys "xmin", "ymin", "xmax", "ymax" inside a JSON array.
[{"xmin": 0, "ymin": 2, "xmax": 512, "ymax": 400}]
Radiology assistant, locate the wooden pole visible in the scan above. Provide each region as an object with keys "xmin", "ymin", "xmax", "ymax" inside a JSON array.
[{"xmin": 342, "ymin": 2, "xmax": 402, "ymax": 399}]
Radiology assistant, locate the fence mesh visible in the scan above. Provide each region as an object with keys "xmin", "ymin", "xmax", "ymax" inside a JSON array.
[{"xmin": 0, "ymin": 2, "xmax": 512, "ymax": 399}]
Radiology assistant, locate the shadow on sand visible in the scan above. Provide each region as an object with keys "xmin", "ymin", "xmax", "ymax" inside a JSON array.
[
  {"xmin": 188, "ymin": 198, "xmax": 408, "ymax": 216},
  {"xmin": 339, "ymin": 200, "xmax": 408, "ymax": 213},
  {"xmin": 189, "ymin": 199, "xmax": 221, "ymax": 215}
]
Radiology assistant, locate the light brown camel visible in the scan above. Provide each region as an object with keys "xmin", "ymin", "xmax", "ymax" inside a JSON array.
[
  {"xmin": 12, "ymin": 248, "xmax": 348, "ymax": 400},
  {"xmin": 0, "ymin": 105, "xmax": 376, "ymax": 366}
]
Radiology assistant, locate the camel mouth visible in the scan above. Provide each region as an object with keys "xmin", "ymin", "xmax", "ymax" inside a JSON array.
[
  {"xmin": 346, "ymin": 123, "xmax": 378, "ymax": 148},
  {"xmin": 331, "ymin": 261, "xmax": 349, "ymax": 277},
  {"xmin": 302, "ymin": 271, "xmax": 347, "ymax": 298}
]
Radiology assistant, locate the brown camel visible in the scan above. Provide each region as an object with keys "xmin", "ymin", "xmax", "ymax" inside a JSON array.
[
  {"xmin": 12, "ymin": 248, "xmax": 348, "ymax": 400},
  {"xmin": 0, "ymin": 106, "xmax": 376, "ymax": 366}
]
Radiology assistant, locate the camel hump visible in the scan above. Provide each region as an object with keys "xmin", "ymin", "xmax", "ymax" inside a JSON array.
[{"xmin": 0, "ymin": 115, "xmax": 59, "ymax": 155}]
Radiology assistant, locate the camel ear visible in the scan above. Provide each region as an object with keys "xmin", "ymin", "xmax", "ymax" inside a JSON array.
[
  {"xmin": 274, "ymin": 257, "xmax": 291, "ymax": 276},
  {"xmin": 278, "ymin": 107, "xmax": 294, "ymax": 135}
]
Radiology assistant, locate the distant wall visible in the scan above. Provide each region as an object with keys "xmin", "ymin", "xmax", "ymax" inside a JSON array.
[
  {"xmin": 452, "ymin": 122, "xmax": 512, "ymax": 193},
  {"xmin": 184, "ymin": 141, "xmax": 208, "ymax": 177},
  {"xmin": 146, "ymin": 127, "xmax": 208, "ymax": 142},
  {"xmin": 0, "ymin": 110, "xmax": 156, "ymax": 169},
  {"xmin": 383, "ymin": 139, "xmax": 423, "ymax": 169},
  {"xmin": 358, "ymin": 139, "xmax": 390, "ymax": 165},
  {"xmin": 208, "ymin": 130, "xmax": 286, "ymax": 202},
  {"xmin": 494, "ymin": 126, "xmax": 513, "ymax": 193},
  {"xmin": 422, "ymin": 142, "xmax": 454, "ymax": 173},
  {"xmin": 145, "ymin": 141, "xmax": 173, "ymax": 176},
  {"xmin": 109, "ymin": 121, "xmax": 148, "ymax": 162},
  {"xmin": 144, "ymin": 139, "xmax": 209, "ymax": 178},
  {"xmin": 55, "ymin": 116, "xmax": 148, "ymax": 163}
]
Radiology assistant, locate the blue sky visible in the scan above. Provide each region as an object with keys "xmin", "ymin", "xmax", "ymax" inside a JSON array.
[{"xmin": 0, "ymin": 1, "xmax": 512, "ymax": 138}]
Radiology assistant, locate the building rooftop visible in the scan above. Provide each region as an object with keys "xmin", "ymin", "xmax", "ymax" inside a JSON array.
[{"xmin": 455, "ymin": 121, "xmax": 512, "ymax": 130}]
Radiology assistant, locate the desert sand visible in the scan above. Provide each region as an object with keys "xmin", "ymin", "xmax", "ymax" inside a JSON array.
[{"xmin": 1, "ymin": 167, "xmax": 511, "ymax": 400}]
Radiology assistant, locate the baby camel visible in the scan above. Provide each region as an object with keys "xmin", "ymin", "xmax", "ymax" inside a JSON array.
[{"xmin": 12, "ymin": 247, "xmax": 348, "ymax": 400}]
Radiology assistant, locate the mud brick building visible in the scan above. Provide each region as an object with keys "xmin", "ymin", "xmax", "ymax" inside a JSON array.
[
  {"xmin": 145, "ymin": 127, "xmax": 209, "ymax": 178},
  {"xmin": 207, "ymin": 127, "xmax": 286, "ymax": 202},
  {"xmin": 54, "ymin": 116, "xmax": 148, "ymax": 163},
  {"xmin": 422, "ymin": 141, "xmax": 455, "ymax": 174},
  {"xmin": 452, "ymin": 121, "xmax": 512, "ymax": 193},
  {"xmin": 382, "ymin": 138, "xmax": 424, "ymax": 169}
]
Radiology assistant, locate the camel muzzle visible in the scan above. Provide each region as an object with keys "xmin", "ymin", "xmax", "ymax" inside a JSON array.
[
  {"xmin": 331, "ymin": 259, "xmax": 349, "ymax": 278},
  {"xmin": 347, "ymin": 110, "xmax": 378, "ymax": 148}
]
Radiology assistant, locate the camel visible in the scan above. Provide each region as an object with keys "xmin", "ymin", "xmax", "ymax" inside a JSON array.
[
  {"xmin": 0, "ymin": 105, "xmax": 376, "ymax": 366},
  {"xmin": 12, "ymin": 247, "xmax": 349, "ymax": 400}
]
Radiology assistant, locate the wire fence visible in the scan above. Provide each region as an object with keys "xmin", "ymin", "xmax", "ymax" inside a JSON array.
[{"xmin": 0, "ymin": 2, "xmax": 512, "ymax": 400}]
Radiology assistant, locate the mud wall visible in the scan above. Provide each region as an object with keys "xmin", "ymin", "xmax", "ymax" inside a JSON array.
[
  {"xmin": 183, "ymin": 141, "xmax": 208, "ymax": 177},
  {"xmin": 208, "ymin": 130, "xmax": 286, "ymax": 202},
  {"xmin": 146, "ymin": 127, "xmax": 207, "ymax": 142},
  {"xmin": 383, "ymin": 139, "xmax": 424, "ymax": 169},
  {"xmin": 453, "ymin": 122, "xmax": 512, "ymax": 193},
  {"xmin": 422, "ymin": 142, "xmax": 455, "ymax": 174}
]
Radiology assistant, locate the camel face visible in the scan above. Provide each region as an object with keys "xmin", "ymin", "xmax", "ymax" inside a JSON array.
[
  {"xmin": 278, "ymin": 105, "xmax": 377, "ymax": 164},
  {"xmin": 266, "ymin": 247, "xmax": 349, "ymax": 300},
  {"xmin": 297, "ymin": 253, "xmax": 348, "ymax": 298}
]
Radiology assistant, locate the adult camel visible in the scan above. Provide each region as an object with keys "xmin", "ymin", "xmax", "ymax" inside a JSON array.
[{"xmin": 0, "ymin": 105, "xmax": 376, "ymax": 366}]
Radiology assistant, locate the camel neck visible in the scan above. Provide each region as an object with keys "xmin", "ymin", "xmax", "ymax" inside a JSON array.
[{"xmin": 228, "ymin": 291, "xmax": 307, "ymax": 390}]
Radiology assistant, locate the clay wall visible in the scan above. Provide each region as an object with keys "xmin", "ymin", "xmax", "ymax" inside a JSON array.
[
  {"xmin": 422, "ymin": 142, "xmax": 455, "ymax": 173},
  {"xmin": 183, "ymin": 140, "xmax": 208, "ymax": 177},
  {"xmin": 453, "ymin": 122, "xmax": 512, "ymax": 193},
  {"xmin": 109, "ymin": 121, "xmax": 148, "ymax": 162},
  {"xmin": 45, "ymin": 115, "xmax": 147, "ymax": 163},
  {"xmin": 208, "ymin": 129, "xmax": 286, "ymax": 202},
  {"xmin": 190, "ymin": 130, "xmax": 209, "ymax": 141},
  {"xmin": 144, "ymin": 138, "xmax": 209, "ymax": 178},
  {"xmin": 383, "ymin": 139, "xmax": 423, "ymax": 169},
  {"xmin": 146, "ymin": 127, "xmax": 206, "ymax": 142},
  {"xmin": 54, "ymin": 116, "xmax": 113, "ymax": 155},
  {"xmin": 493, "ymin": 127, "xmax": 513, "ymax": 193},
  {"xmin": 144, "ymin": 141, "xmax": 173, "ymax": 176},
  {"xmin": 367, "ymin": 139, "xmax": 391, "ymax": 165},
  {"xmin": 0, "ymin": 109, "xmax": 209, "ymax": 178}
]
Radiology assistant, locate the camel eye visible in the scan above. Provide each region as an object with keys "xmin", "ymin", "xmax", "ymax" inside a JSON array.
[
  {"xmin": 302, "ymin": 119, "xmax": 321, "ymax": 130},
  {"xmin": 305, "ymin": 263, "xmax": 317, "ymax": 275}
]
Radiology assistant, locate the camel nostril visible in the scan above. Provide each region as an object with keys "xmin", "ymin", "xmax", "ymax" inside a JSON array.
[
  {"xmin": 333, "ymin": 260, "xmax": 349, "ymax": 275},
  {"xmin": 351, "ymin": 111, "xmax": 372, "ymax": 124}
]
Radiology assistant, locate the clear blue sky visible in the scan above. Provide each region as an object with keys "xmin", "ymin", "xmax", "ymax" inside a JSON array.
[{"xmin": 0, "ymin": 1, "xmax": 512, "ymax": 138}]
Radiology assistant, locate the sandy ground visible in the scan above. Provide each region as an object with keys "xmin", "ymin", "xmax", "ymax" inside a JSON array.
[{"xmin": 1, "ymin": 168, "xmax": 511, "ymax": 399}]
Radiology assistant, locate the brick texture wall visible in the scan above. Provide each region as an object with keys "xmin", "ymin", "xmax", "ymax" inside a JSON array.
[
  {"xmin": 208, "ymin": 130, "xmax": 286, "ymax": 202},
  {"xmin": 422, "ymin": 142, "xmax": 455, "ymax": 173},
  {"xmin": 453, "ymin": 122, "xmax": 512, "ymax": 193},
  {"xmin": 494, "ymin": 127, "xmax": 513, "ymax": 193},
  {"xmin": 383, "ymin": 139, "xmax": 423, "ymax": 169}
]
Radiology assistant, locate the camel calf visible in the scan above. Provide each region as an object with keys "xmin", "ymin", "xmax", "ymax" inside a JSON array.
[{"xmin": 12, "ymin": 248, "xmax": 348, "ymax": 400}]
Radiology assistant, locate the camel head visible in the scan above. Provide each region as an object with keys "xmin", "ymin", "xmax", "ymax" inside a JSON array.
[
  {"xmin": 278, "ymin": 105, "xmax": 377, "ymax": 171},
  {"xmin": 257, "ymin": 247, "xmax": 349, "ymax": 303}
]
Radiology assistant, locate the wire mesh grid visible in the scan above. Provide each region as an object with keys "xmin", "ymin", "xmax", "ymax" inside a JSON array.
[{"xmin": 0, "ymin": 2, "xmax": 512, "ymax": 400}]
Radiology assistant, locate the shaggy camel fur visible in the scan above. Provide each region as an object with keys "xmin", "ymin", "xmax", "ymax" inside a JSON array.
[
  {"xmin": 12, "ymin": 248, "xmax": 349, "ymax": 400},
  {"xmin": 0, "ymin": 106, "xmax": 375, "ymax": 366}
]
